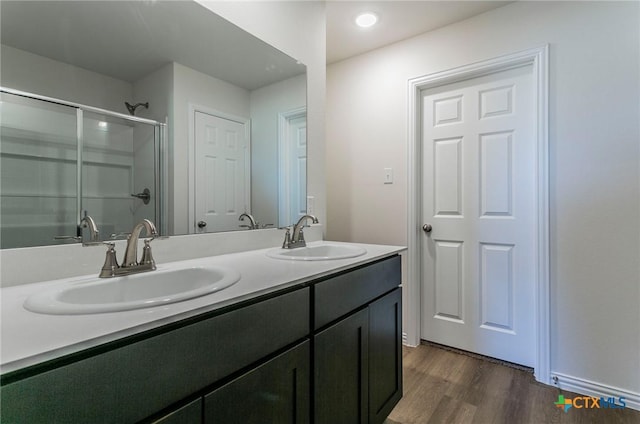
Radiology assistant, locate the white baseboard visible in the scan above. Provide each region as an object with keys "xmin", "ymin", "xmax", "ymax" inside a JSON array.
[
  {"xmin": 551, "ymin": 372, "xmax": 640, "ymax": 412},
  {"xmin": 402, "ymin": 331, "xmax": 419, "ymax": 347}
]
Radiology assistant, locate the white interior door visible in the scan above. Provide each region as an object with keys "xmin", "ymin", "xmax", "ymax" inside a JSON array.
[
  {"xmin": 194, "ymin": 111, "xmax": 248, "ymax": 233},
  {"xmin": 288, "ymin": 115, "xmax": 307, "ymax": 223},
  {"xmin": 278, "ymin": 109, "xmax": 307, "ymax": 227},
  {"xmin": 420, "ymin": 65, "xmax": 536, "ymax": 367}
]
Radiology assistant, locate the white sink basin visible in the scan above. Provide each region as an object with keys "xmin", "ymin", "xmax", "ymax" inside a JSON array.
[
  {"xmin": 24, "ymin": 265, "xmax": 241, "ymax": 315},
  {"xmin": 267, "ymin": 243, "xmax": 367, "ymax": 261}
]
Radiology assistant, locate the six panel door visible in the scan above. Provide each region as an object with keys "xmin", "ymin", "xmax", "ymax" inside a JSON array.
[{"xmin": 420, "ymin": 65, "xmax": 537, "ymax": 367}]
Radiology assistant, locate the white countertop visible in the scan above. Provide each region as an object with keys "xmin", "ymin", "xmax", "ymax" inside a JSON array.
[{"xmin": 1, "ymin": 241, "xmax": 405, "ymax": 375}]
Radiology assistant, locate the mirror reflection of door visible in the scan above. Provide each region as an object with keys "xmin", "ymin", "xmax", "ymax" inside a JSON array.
[
  {"xmin": 278, "ymin": 108, "xmax": 307, "ymax": 227},
  {"xmin": 194, "ymin": 111, "xmax": 250, "ymax": 233}
]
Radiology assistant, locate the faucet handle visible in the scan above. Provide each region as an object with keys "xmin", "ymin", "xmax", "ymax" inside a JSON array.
[
  {"xmin": 297, "ymin": 228, "xmax": 306, "ymax": 243},
  {"xmin": 280, "ymin": 227, "xmax": 292, "ymax": 248},
  {"xmin": 140, "ymin": 239, "xmax": 157, "ymax": 270},
  {"xmin": 99, "ymin": 242, "xmax": 119, "ymax": 278}
]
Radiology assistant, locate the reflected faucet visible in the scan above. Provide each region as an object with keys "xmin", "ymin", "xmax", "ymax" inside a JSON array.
[
  {"xmin": 54, "ymin": 213, "xmax": 100, "ymax": 244},
  {"xmin": 283, "ymin": 214, "xmax": 319, "ymax": 249},
  {"xmin": 100, "ymin": 219, "xmax": 158, "ymax": 278},
  {"xmin": 239, "ymin": 213, "xmax": 258, "ymax": 230},
  {"xmin": 80, "ymin": 214, "xmax": 99, "ymax": 243}
]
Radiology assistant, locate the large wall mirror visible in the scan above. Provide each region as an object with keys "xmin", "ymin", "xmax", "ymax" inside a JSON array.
[{"xmin": 0, "ymin": 0, "xmax": 307, "ymax": 249}]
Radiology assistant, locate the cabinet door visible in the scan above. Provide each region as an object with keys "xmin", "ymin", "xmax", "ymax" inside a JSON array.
[
  {"xmin": 314, "ymin": 308, "xmax": 369, "ymax": 424},
  {"xmin": 204, "ymin": 341, "xmax": 310, "ymax": 424},
  {"xmin": 369, "ymin": 288, "xmax": 403, "ymax": 424}
]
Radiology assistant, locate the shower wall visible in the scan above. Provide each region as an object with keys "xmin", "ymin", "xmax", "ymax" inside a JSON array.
[{"xmin": 81, "ymin": 112, "xmax": 146, "ymax": 242}]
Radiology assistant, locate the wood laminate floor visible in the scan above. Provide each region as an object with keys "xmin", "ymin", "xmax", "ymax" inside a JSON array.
[{"xmin": 384, "ymin": 343, "xmax": 640, "ymax": 424}]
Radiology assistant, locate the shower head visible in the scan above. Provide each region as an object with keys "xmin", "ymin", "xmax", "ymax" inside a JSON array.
[{"xmin": 125, "ymin": 101, "xmax": 149, "ymax": 116}]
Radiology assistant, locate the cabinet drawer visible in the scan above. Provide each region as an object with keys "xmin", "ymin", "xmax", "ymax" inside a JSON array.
[
  {"xmin": 313, "ymin": 255, "xmax": 401, "ymax": 330},
  {"xmin": 1, "ymin": 287, "xmax": 310, "ymax": 424}
]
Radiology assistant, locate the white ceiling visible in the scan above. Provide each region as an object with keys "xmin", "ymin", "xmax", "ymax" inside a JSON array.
[
  {"xmin": 326, "ymin": 1, "xmax": 512, "ymax": 64},
  {"xmin": 1, "ymin": 1, "xmax": 513, "ymax": 87}
]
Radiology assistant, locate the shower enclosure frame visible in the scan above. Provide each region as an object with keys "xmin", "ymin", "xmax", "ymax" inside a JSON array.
[{"xmin": 0, "ymin": 86, "xmax": 168, "ymax": 244}]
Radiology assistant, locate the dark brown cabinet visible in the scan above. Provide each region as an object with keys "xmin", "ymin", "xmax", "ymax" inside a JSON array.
[
  {"xmin": 313, "ymin": 256, "xmax": 403, "ymax": 424},
  {"xmin": 314, "ymin": 309, "xmax": 369, "ymax": 424},
  {"xmin": 0, "ymin": 288, "xmax": 310, "ymax": 424},
  {"xmin": 151, "ymin": 399, "xmax": 202, "ymax": 424},
  {"xmin": 204, "ymin": 341, "xmax": 310, "ymax": 424},
  {"xmin": 369, "ymin": 288, "xmax": 402, "ymax": 424},
  {"xmin": 313, "ymin": 289, "xmax": 402, "ymax": 424},
  {"xmin": 1, "ymin": 255, "xmax": 402, "ymax": 424}
]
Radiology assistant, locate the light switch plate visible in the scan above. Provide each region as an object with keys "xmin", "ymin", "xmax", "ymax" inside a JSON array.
[
  {"xmin": 384, "ymin": 168, "xmax": 393, "ymax": 184},
  {"xmin": 307, "ymin": 196, "xmax": 315, "ymax": 214}
]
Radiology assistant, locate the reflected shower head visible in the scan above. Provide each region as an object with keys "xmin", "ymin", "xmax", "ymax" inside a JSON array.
[{"xmin": 125, "ymin": 101, "xmax": 149, "ymax": 116}]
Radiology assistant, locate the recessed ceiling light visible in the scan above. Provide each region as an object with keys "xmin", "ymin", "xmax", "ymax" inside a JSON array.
[{"xmin": 355, "ymin": 12, "xmax": 378, "ymax": 28}]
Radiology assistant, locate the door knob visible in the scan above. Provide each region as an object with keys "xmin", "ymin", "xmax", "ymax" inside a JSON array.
[
  {"xmin": 422, "ymin": 224, "xmax": 433, "ymax": 233},
  {"xmin": 197, "ymin": 221, "xmax": 207, "ymax": 228}
]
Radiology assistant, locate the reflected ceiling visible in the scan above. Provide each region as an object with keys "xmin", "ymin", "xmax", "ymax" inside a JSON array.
[{"xmin": 0, "ymin": 1, "xmax": 304, "ymax": 90}]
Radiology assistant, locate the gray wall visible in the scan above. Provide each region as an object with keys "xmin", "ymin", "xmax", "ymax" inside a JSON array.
[
  {"xmin": 1, "ymin": 44, "xmax": 132, "ymax": 113},
  {"xmin": 250, "ymin": 74, "xmax": 306, "ymax": 228}
]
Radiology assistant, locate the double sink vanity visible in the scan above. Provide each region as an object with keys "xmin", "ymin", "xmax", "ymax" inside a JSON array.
[
  {"xmin": 1, "ymin": 239, "xmax": 404, "ymax": 424},
  {"xmin": 2, "ymin": 2, "xmax": 402, "ymax": 422}
]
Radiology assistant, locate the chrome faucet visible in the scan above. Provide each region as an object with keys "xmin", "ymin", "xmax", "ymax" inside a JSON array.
[
  {"xmin": 239, "ymin": 213, "xmax": 258, "ymax": 230},
  {"xmin": 100, "ymin": 219, "xmax": 158, "ymax": 278},
  {"xmin": 283, "ymin": 214, "xmax": 319, "ymax": 249},
  {"xmin": 122, "ymin": 219, "xmax": 158, "ymax": 267}
]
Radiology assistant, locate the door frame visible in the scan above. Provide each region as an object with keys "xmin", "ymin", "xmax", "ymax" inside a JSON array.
[
  {"xmin": 406, "ymin": 46, "xmax": 550, "ymax": 383},
  {"xmin": 277, "ymin": 106, "xmax": 307, "ymax": 227},
  {"xmin": 188, "ymin": 104, "xmax": 251, "ymax": 233}
]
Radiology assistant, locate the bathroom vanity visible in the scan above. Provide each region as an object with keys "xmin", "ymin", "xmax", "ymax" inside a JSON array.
[{"xmin": 0, "ymin": 242, "xmax": 403, "ymax": 423}]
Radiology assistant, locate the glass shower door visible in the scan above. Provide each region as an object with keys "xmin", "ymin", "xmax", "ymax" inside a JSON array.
[
  {"xmin": 0, "ymin": 92, "xmax": 79, "ymax": 248},
  {"xmin": 81, "ymin": 111, "xmax": 158, "ymax": 242}
]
